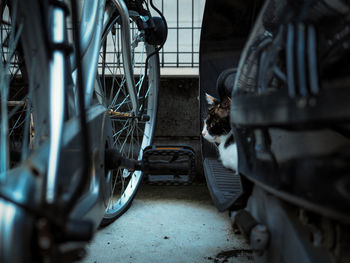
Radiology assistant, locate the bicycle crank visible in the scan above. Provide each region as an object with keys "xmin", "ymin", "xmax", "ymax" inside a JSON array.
[{"xmin": 105, "ymin": 145, "xmax": 196, "ymax": 184}]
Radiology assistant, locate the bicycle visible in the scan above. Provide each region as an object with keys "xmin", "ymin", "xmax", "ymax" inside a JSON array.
[{"xmin": 0, "ymin": 0, "xmax": 168, "ymax": 262}]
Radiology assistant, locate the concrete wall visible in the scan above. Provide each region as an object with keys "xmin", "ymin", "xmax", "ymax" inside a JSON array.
[{"xmin": 153, "ymin": 77, "xmax": 204, "ymax": 181}]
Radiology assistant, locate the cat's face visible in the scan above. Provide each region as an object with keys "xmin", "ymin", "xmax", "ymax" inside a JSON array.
[{"xmin": 201, "ymin": 94, "xmax": 231, "ymax": 144}]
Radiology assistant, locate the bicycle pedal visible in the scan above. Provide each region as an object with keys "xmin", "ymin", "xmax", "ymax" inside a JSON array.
[{"xmin": 142, "ymin": 145, "xmax": 196, "ymax": 184}]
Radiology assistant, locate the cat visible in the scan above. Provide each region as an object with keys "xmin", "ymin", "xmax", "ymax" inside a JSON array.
[{"xmin": 201, "ymin": 93, "xmax": 238, "ymax": 173}]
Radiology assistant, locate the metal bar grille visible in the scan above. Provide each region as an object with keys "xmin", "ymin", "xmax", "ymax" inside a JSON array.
[{"xmin": 151, "ymin": 0, "xmax": 205, "ymax": 73}]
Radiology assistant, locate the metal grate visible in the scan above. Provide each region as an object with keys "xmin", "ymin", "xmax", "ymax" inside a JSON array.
[{"xmin": 151, "ymin": 0, "xmax": 205, "ymax": 70}]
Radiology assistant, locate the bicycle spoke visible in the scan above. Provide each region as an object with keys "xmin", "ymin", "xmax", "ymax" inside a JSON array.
[
  {"xmin": 118, "ymin": 120, "xmax": 136, "ymax": 152},
  {"xmin": 21, "ymin": 58, "xmax": 36, "ymax": 161},
  {"xmin": 109, "ymin": 32, "xmax": 122, "ymax": 103}
]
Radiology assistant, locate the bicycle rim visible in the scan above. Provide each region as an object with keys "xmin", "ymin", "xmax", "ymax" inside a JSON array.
[{"xmin": 97, "ymin": 12, "xmax": 159, "ymax": 225}]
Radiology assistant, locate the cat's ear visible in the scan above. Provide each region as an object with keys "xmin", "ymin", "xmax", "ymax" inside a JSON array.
[{"xmin": 205, "ymin": 93, "xmax": 216, "ymax": 105}]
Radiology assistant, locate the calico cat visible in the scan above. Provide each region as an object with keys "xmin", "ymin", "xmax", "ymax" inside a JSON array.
[{"xmin": 201, "ymin": 93, "xmax": 238, "ymax": 173}]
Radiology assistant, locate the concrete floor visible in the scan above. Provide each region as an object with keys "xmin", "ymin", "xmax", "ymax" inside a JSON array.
[{"xmin": 81, "ymin": 184, "xmax": 253, "ymax": 263}]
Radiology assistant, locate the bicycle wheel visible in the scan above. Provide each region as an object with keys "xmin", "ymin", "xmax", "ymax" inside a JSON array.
[
  {"xmin": 97, "ymin": 11, "xmax": 159, "ymax": 225},
  {"xmin": 0, "ymin": 0, "xmax": 48, "ymax": 174}
]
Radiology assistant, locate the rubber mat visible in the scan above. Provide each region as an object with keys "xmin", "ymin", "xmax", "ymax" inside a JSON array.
[{"xmin": 203, "ymin": 158, "xmax": 242, "ymax": 211}]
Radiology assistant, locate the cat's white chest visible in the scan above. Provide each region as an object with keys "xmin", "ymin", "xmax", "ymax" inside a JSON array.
[{"xmin": 218, "ymin": 140, "xmax": 238, "ymax": 173}]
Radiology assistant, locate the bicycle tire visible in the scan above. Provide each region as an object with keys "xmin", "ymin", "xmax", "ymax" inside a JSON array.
[{"xmin": 97, "ymin": 11, "xmax": 160, "ymax": 226}]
